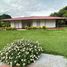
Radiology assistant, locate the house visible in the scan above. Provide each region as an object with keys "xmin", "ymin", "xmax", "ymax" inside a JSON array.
[{"xmin": 1, "ymin": 16, "xmax": 66, "ymax": 29}]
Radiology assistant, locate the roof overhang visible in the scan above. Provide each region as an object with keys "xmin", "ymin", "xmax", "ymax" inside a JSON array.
[{"xmin": 0, "ymin": 16, "xmax": 67, "ymax": 22}]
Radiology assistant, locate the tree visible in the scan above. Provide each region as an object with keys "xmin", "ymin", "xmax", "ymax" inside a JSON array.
[
  {"xmin": 50, "ymin": 6, "xmax": 67, "ymax": 27},
  {"xmin": 0, "ymin": 14, "xmax": 11, "ymax": 19},
  {"xmin": 50, "ymin": 6, "xmax": 67, "ymax": 17},
  {"xmin": 0, "ymin": 14, "xmax": 11, "ymax": 27},
  {"xmin": 50, "ymin": 12, "xmax": 59, "ymax": 17}
]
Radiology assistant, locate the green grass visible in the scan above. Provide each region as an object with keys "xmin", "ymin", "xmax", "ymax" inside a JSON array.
[{"xmin": 0, "ymin": 29, "xmax": 67, "ymax": 57}]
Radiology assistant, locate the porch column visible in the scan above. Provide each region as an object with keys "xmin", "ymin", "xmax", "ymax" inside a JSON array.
[{"xmin": 11, "ymin": 22, "xmax": 15, "ymax": 28}]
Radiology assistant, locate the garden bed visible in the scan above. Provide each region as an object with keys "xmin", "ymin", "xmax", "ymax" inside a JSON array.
[{"xmin": 47, "ymin": 27, "xmax": 64, "ymax": 30}]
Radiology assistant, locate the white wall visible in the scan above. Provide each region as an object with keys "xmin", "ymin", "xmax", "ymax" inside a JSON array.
[
  {"xmin": 40, "ymin": 20, "xmax": 46, "ymax": 27},
  {"xmin": 32, "ymin": 19, "xmax": 56, "ymax": 28},
  {"xmin": 11, "ymin": 21, "xmax": 22, "ymax": 28},
  {"xmin": 45, "ymin": 20, "xmax": 56, "ymax": 28},
  {"xmin": 32, "ymin": 20, "xmax": 37, "ymax": 27},
  {"xmin": 11, "ymin": 20, "xmax": 56, "ymax": 29},
  {"xmin": 11, "ymin": 22, "xmax": 15, "ymax": 28}
]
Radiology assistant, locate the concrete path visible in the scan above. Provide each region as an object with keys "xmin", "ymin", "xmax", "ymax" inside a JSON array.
[
  {"xmin": 27, "ymin": 54, "xmax": 67, "ymax": 67},
  {"xmin": 0, "ymin": 54, "xmax": 67, "ymax": 67}
]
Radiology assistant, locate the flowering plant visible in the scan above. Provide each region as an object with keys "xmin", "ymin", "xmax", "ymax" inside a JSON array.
[{"xmin": 0, "ymin": 39, "xmax": 43, "ymax": 67}]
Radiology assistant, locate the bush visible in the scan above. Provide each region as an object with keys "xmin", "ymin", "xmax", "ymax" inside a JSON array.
[
  {"xmin": 31, "ymin": 26, "xmax": 37, "ymax": 29},
  {"xmin": 0, "ymin": 27, "xmax": 5, "ymax": 31},
  {"xmin": 25, "ymin": 26, "xmax": 47, "ymax": 30},
  {"xmin": 0, "ymin": 39, "xmax": 43, "ymax": 67},
  {"xmin": 5, "ymin": 27, "xmax": 16, "ymax": 30},
  {"xmin": 41, "ymin": 26, "xmax": 46, "ymax": 29},
  {"xmin": 25, "ymin": 26, "xmax": 31, "ymax": 30},
  {"xmin": 0, "ymin": 27, "xmax": 16, "ymax": 31}
]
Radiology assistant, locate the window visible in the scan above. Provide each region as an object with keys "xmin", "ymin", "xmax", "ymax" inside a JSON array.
[{"xmin": 37, "ymin": 20, "xmax": 40, "ymax": 26}]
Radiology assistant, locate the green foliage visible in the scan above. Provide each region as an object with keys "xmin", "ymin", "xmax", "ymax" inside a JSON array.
[
  {"xmin": 41, "ymin": 26, "xmax": 46, "ymax": 29},
  {"xmin": 50, "ymin": 6, "xmax": 67, "ymax": 27},
  {"xmin": 0, "ymin": 14, "xmax": 11, "ymax": 19},
  {"xmin": 0, "ymin": 14, "xmax": 11, "ymax": 27},
  {"xmin": 0, "ymin": 22, "xmax": 10, "ymax": 27},
  {"xmin": 5, "ymin": 27, "xmax": 16, "ymax": 30},
  {"xmin": 31, "ymin": 26, "xmax": 38, "ymax": 29},
  {"xmin": 25, "ymin": 26, "xmax": 46, "ymax": 30},
  {"xmin": 25, "ymin": 26, "xmax": 31, "ymax": 30},
  {"xmin": 50, "ymin": 6, "xmax": 67, "ymax": 17},
  {"xmin": 0, "ymin": 27, "xmax": 16, "ymax": 31},
  {"xmin": 0, "ymin": 39, "xmax": 43, "ymax": 67},
  {"xmin": 50, "ymin": 12, "xmax": 59, "ymax": 17}
]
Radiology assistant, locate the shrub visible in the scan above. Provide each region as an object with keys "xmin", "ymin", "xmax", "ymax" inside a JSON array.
[
  {"xmin": 41, "ymin": 26, "xmax": 46, "ymax": 29},
  {"xmin": 25, "ymin": 26, "xmax": 31, "ymax": 30},
  {"xmin": 0, "ymin": 27, "xmax": 16, "ymax": 31},
  {"xmin": 0, "ymin": 39, "xmax": 43, "ymax": 67},
  {"xmin": 0, "ymin": 27, "xmax": 4, "ymax": 31},
  {"xmin": 5, "ymin": 27, "xmax": 16, "ymax": 30},
  {"xmin": 37, "ymin": 27, "xmax": 42, "ymax": 29},
  {"xmin": 31, "ymin": 26, "xmax": 38, "ymax": 29}
]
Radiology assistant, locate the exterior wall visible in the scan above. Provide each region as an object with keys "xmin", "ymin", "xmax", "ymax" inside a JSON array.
[
  {"xmin": 32, "ymin": 20, "xmax": 37, "ymax": 27},
  {"xmin": 32, "ymin": 19, "xmax": 56, "ymax": 28},
  {"xmin": 11, "ymin": 22, "xmax": 15, "ymax": 28},
  {"xmin": 45, "ymin": 20, "xmax": 56, "ymax": 28},
  {"xmin": 11, "ymin": 21, "xmax": 22, "ymax": 28},
  {"xmin": 11, "ymin": 20, "xmax": 56, "ymax": 29},
  {"xmin": 40, "ymin": 20, "xmax": 46, "ymax": 27}
]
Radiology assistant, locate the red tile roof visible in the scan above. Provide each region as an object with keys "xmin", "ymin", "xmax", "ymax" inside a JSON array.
[{"xmin": 1, "ymin": 16, "xmax": 67, "ymax": 21}]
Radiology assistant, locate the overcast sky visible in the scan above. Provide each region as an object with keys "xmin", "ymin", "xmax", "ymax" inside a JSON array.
[{"xmin": 0, "ymin": 0, "xmax": 67, "ymax": 17}]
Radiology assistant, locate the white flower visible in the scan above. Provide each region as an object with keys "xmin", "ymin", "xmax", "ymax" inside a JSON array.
[
  {"xmin": 6, "ymin": 52, "xmax": 8, "ymax": 55},
  {"xmin": 34, "ymin": 55, "xmax": 36, "ymax": 57},
  {"xmin": 16, "ymin": 63, "xmax": 20, "ymax": 66},
  {"xmin": 11, "ymin": 53, "xmax": 13, "ymax": 55},
  {"xmin": 0, "ymin": 51, "xmax": 1, "ymax": 52},
  {"xmin": 30, "ymin": 59, "xmax": 33, "ymax": 61},
  {"xmin": 38, "ymin": 56, "xmax": 40, "ymax": 58},
  {"xmin": 16, "ymin": 56, "xmax": 18, "ymax": 59},
  {"xmin": 36, "ymin": 52, "xmax": 38, "ymax": 54},
  {"xmin": 18, "ymin": 48, "xmax": 19, "ymax": 51},
  {"xmin": 10, "ymin": 62, "xmax": 12, "ymax": 66},
  {"xmin": 14, "ymin": 61, "xmax": 16, "ymax": 63},
  {"xmin": 0, "ymin": 39, "xmax": 43, "ymax": 67},
  {"xmin": 26, "ymin": 52, "xmax": 29, "ymax": 54},
  {"xmin": 1, "ymin": 53, "xmax": 3, "ymax": 55},
  {"xmin": 9, "ymin": 57, "xmax": 11, "ymax": 59},
  {"xmin": 2, "ymin": 56, "xmax": 5, "ymax": 59},
  {"xmin": 35, "ymin": 49, "xmax": 37, "ymax": 51},
  {"xmin": 38, "ymin": 49, "xmax": 41, "ymax": 51},
  {"xmin": 35, "ymin": 57, "xmax": 38, "ymax": 59},
  {"xmin": 24, "ymin": 59, "xmax": 26, "ymax": 61},
  {"xmin": 23, "ymin": 49, "xmax": 25, "ymax": 51},
  {"xmin": 9, "ymin": 50, "xmax": 11, "ymax": 52},
  {"xmin": 21, "ymin": 59, "xmax": 23, "ymax": 61},
  {"xmin": 29, "ymin": 48, "xmax": 32, "ymax": 51},
  {"xmin": 34, "ymin": 46, "xmax": 37, "ymax": 48},
  {"xmin": 6, "ymin": 56, "xmax": 8, "ymax": 59},
  {"xmin": 18, "ymin": 55, "xmax": 20, "ymax": 57},
  {"xmin": 18, "ymin": 52, "xmax": 20, "ymax": 54},
  {"xmin": 28, "ymin": 44, "xmax": 30, "ymax": 45},
  {"xmin": 23, "ymin": 63, "xmax": 25, "ymax": 66}
]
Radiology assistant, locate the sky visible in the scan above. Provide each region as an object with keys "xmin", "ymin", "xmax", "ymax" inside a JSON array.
[{"xmin": 0, "ymin": 0, "xmax": 67, "ymax": 17}]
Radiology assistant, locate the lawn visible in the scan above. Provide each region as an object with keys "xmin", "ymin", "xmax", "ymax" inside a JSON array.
[{"xmin": 0, "ymin": 29, "xmax": 67, "ymax": 57}]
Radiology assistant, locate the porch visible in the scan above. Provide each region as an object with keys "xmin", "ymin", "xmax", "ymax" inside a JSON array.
[{"xmin": 11, "ymin": 20, "xmax": 32, "ymax": 29}]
